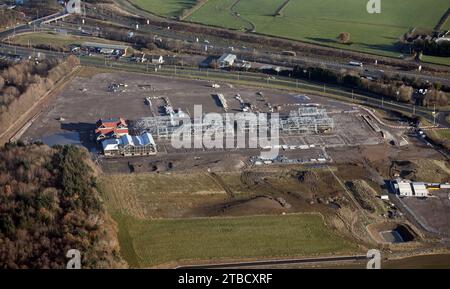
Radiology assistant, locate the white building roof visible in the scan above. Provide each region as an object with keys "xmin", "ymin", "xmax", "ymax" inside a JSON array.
[
  {"xmin": 103, "ymin": 132, "xmax": 155, "ymax": 151},
  {"xmin": 82, "ymin": 42, "xmax": 129, "ymax": 50},
  {"xmin": 412, "ymin": 183, "xmax": 428, "ymax": 196},
  {"xmin": 120, "ymin": 133, "xmax": 156, "ymax": 147},
  {"xmin": 100, "ymin": 48, "xmax": 115, "ymax": 54},
  {"xmin": 218, "ymin": 53, "xmax": 237, "ymax": 63},
  {"xmin": 396, "ymin": 180, "xmax": 430, "ymax": 197},
  {"xmin": 102, "ymin": 138, "xmax": 120, "ymax": 151},
  {"xmin": 397, "ymin": 181, "xmax": 413, "ymax": 196}
]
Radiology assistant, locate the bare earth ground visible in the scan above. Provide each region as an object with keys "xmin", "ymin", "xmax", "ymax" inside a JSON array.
[
  {"xmin": 22, "ymin": 71, "xmax": 381, "ymax": 153},
  {"xmin": 18, "ymin": 69, "xmax": 450, "ymax": 267},
  {"xmin": 400, "ymin": 191, "xmax": 450, "ymax": 237}
]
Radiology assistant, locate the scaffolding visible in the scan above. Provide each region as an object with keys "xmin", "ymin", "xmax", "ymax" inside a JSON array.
[
  {"xmin": 131, "ymin": 115, "xmax": 183, "ymax": 139},
  {"xmin": 131, "ymin": 107, "xmax": 334, "ymax": 139},
  {"xmin": 280, "ymin": 107, "xmax": 334, "ymax": 134}
]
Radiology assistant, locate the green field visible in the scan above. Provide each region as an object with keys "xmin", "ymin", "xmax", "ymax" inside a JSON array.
[
  {"xmin": 422, "ymin": 55, "xmax": 450, "ymax": 66},
  {"xmin": 11, "ymin": 32, "xmax": 127, "ymax": 49},
  {"xmin": 113, "ymin": 213, "xmax": 359, "ymax": 267},
  {"xmin": 436, "ymin": 129, "xmax": 450, "ymax": 141},
  {"xmin": 133, "ymin": 0, "xmax": 450, "ymax": 64},
  {"xmin": 99, "ymin": 172, "xmax": 360, "ymax": 267},
  {"xmin": 189, "ymin": 0, "xmax": 448, "ymax": 57},
  {"xmin": 130, "ymin": 0, "xmax": 197, "ymax": 17}
]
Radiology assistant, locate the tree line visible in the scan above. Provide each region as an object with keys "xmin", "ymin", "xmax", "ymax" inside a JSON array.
[
  {"xmin": 0, "ymin": 55, "xmax": 80, "ymax": 138},
  {"xmin": 290, "ymin": 65, "xmax": 448, "ymax": 107}
]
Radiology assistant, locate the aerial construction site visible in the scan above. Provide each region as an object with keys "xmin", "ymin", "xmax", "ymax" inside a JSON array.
[
  {"xmin": 1, "ymin": 0, "xmax": 450, "ymax": 271},
  {"xmin": 12, "ymin": 67, "xmax": 449, "ymax": 268}
]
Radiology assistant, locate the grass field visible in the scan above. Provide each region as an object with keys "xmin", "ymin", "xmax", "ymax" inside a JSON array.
[
  {"xmin": 130, "ymin": 0, "xmax": 197, "ymax": 17},
  {"xmin": 424, "ymin": 129, "xmax": 450, "ymax": 158},
  {"xmin": 99, "ymin": 172, "xmax": 360, "ymax": 267},
  {"xmin": 187, "ymin": 0, "xmax": 449, "ymax": 59},
  {"xmin": 125, "ymin": 0, "xmax": 450, "ymax": 65},
  {"xmin": 436, "ymin": 129, "xmax": 450, "ymax": 141},
  {"xmin": 11, "ymin": 32, "xmax": 126, "ymax": 49},
  {"xmin": 422, "ymin": 55, "xmax": 450, "ymax": 67},
  {"xmin": 113, "ymin": 213, "xmax": 359, "ymax": 267}
]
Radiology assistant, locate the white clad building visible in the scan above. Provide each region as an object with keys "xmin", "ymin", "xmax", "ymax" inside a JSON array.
[
  {"xmin": 102, "ymin": 132, "xmax": 157, "ymax": 156},
  {"xmin": 412, "ymin": 183, "xmax": 429, "ymax": 197},
  {"xmin": 218, "ymin": 53, "xmax": 237, "ymax": 68},
  {"xmin": 396, "ymin": 181, "xmax": 413, "ymax": 197},
  {"xmin": 102, "ymin": 138, "xmax": 120, "ymax": 155},
  {"xmin": 395, "ymin": 180, "xmax": 429, "ymax": 198},
  {"xmin": 441, "ymin": 184, "xmax": 450, "ymax": 189}
]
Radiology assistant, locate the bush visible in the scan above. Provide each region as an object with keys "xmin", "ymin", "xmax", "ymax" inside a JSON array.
[
  {"xmin": 337, "ymin": 32, "xmax": 351, "ymax": 44},
  {"xmin": 342, "ymin": 74, "xmax": 362, "ymax": 88},
  {"xmin": 413, "ymin": 39, "xmax": 450, "ymax": 57},
  {"xmin": 398, "ymin": 85, "xmax": 413, "ymax": 103}
]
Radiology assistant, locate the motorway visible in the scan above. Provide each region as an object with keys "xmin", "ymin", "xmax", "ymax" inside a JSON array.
[
  {"xmin": 3, "ymin": 6, "xmax": 449, "ymax": 87},
  {"xmin": 0, "ymin": 10, "xmax": 69, "ymax": 40},
  {"xmin": 175, "ymin": 255, "xmax": 368, "ymax": 269},
  {"xmin": 83, "ymin": 16, "xmax": 450, "ymax": 86}
]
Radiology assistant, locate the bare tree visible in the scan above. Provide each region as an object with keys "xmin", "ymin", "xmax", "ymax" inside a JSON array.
[
  {"xmin": 398, "ymin": 85, "xmax": 413, "ymax": 103},
  {"xmin": 426, "ymin": 89, "xmax": 449, "ymax": 106}
]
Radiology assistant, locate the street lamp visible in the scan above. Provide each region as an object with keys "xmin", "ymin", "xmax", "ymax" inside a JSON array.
[{"xmin": 433, "ymin": 104, "xmax": 436, "ymax": 125}]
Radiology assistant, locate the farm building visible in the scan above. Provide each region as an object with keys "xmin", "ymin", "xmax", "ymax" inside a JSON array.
[
  {"xmin": 102, "ymin": 132, "xmax": 157, "ymax": 157},
  {"xmin": 81, "ymin": 42, "xmax": 129, "ymax": 56},
  {"xmin": 95, "ymin": 117, "xmax": 129, "ymax": 142},
  {"xmin": 218, "ymin": 53, "xmax": 237, "ymax": 68}
]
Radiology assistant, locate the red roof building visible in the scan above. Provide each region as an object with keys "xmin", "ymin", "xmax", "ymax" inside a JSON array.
[{"xmin": 95, "ymin": 117, "xmax": 129, "ymax": 141}]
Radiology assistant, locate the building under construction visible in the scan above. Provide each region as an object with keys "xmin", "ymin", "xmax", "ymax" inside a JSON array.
[
  {"xmin": 131, "ymin": 107, "xmax": 334, "ymax": 139},
  {"xmin": 280, "ymin": 107, "xmax": 334, "ymax": 134}
]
